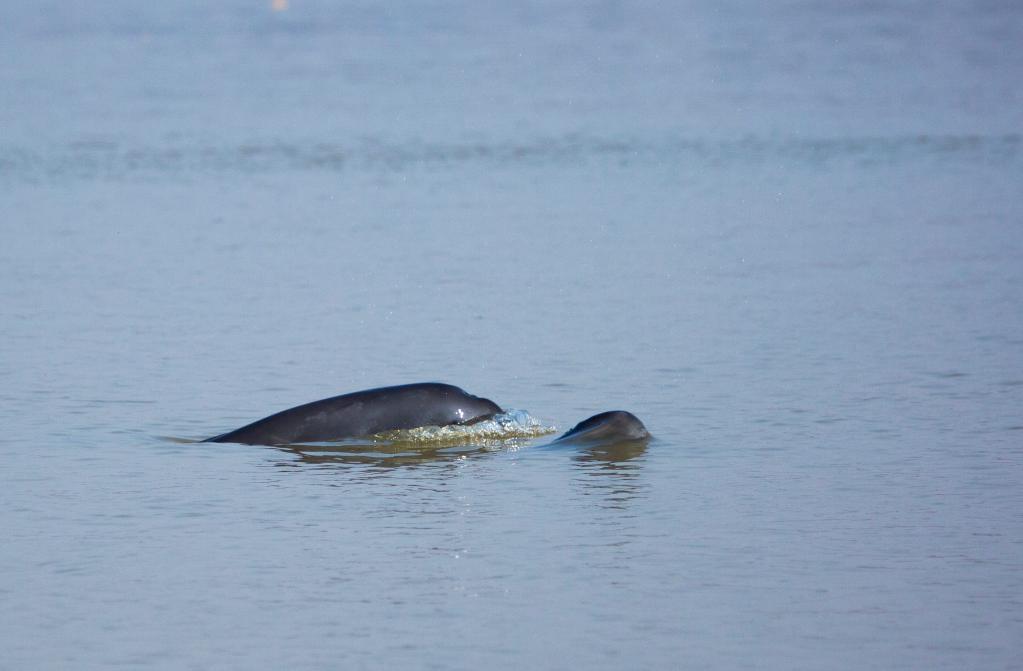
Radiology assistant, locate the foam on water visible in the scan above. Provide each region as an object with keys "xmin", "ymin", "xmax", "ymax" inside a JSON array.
[{"xmin": 372, "ymin": 409, "xmax": 556, "ymax": 445}]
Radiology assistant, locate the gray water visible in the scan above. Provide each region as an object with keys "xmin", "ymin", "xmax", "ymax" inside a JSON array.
[{"xmin": 2, "ymin": 1, "xmax": 1022, "ymax": 669}]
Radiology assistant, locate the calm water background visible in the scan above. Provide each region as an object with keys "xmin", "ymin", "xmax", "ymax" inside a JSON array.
[{"xmin": 2, "ymin": 1, "xmax": 1022, "ymax": 669}]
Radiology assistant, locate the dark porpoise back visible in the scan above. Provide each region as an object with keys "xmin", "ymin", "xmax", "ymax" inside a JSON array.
[
  {"xmin": 205, "ymin": 382, "xmax": 503, "ymax": 445},
  {"xmin": 553, "ymin": 410, "xmax": 650, "ymax": 445}
]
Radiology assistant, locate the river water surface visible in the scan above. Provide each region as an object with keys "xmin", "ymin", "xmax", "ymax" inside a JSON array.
[{"xmin": 1, "ymin": 1, "xmax": 1021, "ymax": 669}]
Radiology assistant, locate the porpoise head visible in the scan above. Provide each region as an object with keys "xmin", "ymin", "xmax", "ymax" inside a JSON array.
[
  {"xmin": 554, "ymin": 410, "xmax": 650, "ymax": 444},
  {"xmin": 453, "ymin": 390, "xmax": 503, "ymax": 425}
]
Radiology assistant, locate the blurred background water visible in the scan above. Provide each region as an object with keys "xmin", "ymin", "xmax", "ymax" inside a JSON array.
[{"xmin": 1, "ymin": 1, "xmax": 1021, "ymax": 669}]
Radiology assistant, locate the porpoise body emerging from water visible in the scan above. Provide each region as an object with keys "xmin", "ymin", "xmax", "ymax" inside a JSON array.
[{"xmin": 205, "ymin": 382, "xmax": 502, "ymax": 445}]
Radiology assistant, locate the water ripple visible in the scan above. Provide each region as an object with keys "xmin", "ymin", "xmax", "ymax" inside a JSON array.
[{"xmin": 2, "ymin": 133, "xmax": 1018, "ymax": 182}]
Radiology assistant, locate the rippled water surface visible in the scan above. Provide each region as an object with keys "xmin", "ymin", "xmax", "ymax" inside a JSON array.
[{"xmin": 2, "ymin": 1, "xmax": 1022, "ymax": 669}]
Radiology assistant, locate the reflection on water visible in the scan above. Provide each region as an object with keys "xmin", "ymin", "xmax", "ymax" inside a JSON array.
[
  {"xmin": 572, "ymin": 438, "xmax": 649, "ymax": 467},
  {"xmin": 271, "ymin": 436, "xmax": 651, "ymax": 517},
  {"xmin": 264, "ymin": 433, "xmax": 649, "ymax": 480},
  {"xmin": 571, "ymin": 439, "xmax": 649, "ymax": 509},
  {"xmin": 271, "ymin": 439, "xmax": 512, "ymax": 469}
]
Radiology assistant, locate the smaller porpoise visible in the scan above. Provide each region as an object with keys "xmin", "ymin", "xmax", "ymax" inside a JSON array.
[
  {"xmin": 553, "ymin": 410, "xmax": 650, "ymax": 445},
  {"xmin": 205, "ymin": 382, "xmax": 502, "ymax": 446}
]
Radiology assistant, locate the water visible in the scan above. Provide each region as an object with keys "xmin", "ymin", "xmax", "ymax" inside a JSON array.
[{"xmin": 2, "ymin": 1, "xmax": 1022, "ymax": 669}]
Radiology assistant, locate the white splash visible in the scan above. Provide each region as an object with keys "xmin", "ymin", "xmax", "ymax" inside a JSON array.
[{"xmin": 373, "ymin": 409, "xmax": 556, "ymax": 445}]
